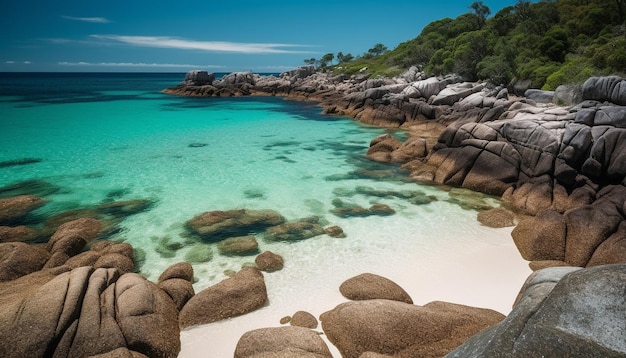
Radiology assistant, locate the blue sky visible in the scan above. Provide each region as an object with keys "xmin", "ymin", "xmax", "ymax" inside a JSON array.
[{"xmin": 1, "ymin": 0, "xmax": 522, "ymax": 72}]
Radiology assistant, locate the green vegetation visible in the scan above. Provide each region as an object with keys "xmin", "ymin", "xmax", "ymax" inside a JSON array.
[{"xmin": 310, "ymin": 0, "xmax": 626, "ymax": 88}]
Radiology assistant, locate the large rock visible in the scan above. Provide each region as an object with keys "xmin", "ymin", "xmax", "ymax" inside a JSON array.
[
  {"xmin": 217, "ymin": 236, "xmax": 259, "ymax": 255},
  {"xmin": 182, "ymin": 70, "xmax": 215, "ymax": 86},
  {"xmin": 0, "ymin": 242, "xmax": 49, "ymax": 281},
  {"xmin": 46, "ymin": 218, "xmax": 103, "ymax": 268},
  {"xmin": 179, "ymin": 267, "xmax": 268, "ymax": 329},
  {"xmin": 0, "ymin": 225, "xmax": 38, "ymax": 243},
  {"xmin": 448, "ymin": 265, "xmax": 626, "ymax": 357},
  {"xmin": 185, "ymin": 209, "xmax": 285, "ymax": 241},
  {"xmin": 582, "ymin": 76, "xmax": 626, "ymax": 105},
  {"xmin": 0, "ymin": 266, "xmax": 180, "ymax": 357},
  {"xmin": 255, "ymin": 251, "xmax": 284, "ymax": 272},
  {"xmin": 339, "ymin": 273, "xmax": 413, "ymax": 304},
  {"xmin": 0, "ymin": 195, "xmax": 45, "ymax": 224},
  {"xmin": 264, "ymin": 217, "xmax": 326, "ymax": 242},
  {"xmin": 234, "ymin": 326, "xmax": 333, "ymax": 358},
  {"xmin": 321, "ymin": 299, "xmax": 504, "ymax": 358}
]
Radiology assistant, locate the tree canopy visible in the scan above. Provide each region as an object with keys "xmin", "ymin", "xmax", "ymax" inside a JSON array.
[{"xmin": 322, "ymin": 0, "xmax": 626, "ymax": 89}]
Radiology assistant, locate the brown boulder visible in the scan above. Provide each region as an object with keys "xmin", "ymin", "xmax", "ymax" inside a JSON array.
[
  {"xmin": 158, "ymin": 278, "xmax": 195, "ymax": 311},
  {"xmin": 217, "ymin": 235, "xmax": 259, "ymax": 255},
  {"xmin": 0, "ymin": 225, "xmax": 38, "ymax": 243},
  {"xmin": 290, "ymin": 310, "xmax": 319, "ymax": 329},
  {"xmin": 0, "ymin": 195, "xmax": 45, "ymax": 224},
  {"xmin": 158, "ymin": 262, "xmax": 194, "ymax": 283},
  {"xmin": 476, "ymin": 207, "xmax": 516, "ymax": 228},
  {"xmin": 366, "ymin": 134, "xmax": 402, "ymax": 163},
  {"xmin": 185, "ymin": 209, "xmax": 285, "ymax": 240},
  {"xmin": 47, "ymin": 218, "xmax": 103, "ymax": 258},
  {"xmin": 255, "ymin": 251, "xmax": 284, "ymax": 272},
  {"xmin": 512, "ymin": 210, "xmax": 566, "ymax": 262},
  {"xmin": 0, "ymin": 267, "xmax": 180, "ymax": 357},
  {"xmin": 325, "ymin": 225, "xmax": 346, "ymax": 238},
  {"xmin": 234, "ymin": 326, "xmax": 332, "ymax": 358},
  {"xmin": 0, "ymin": 242, "xmax": 50, "ymax": 281},
  {"xmin": 339, "ymin": 273, "xmax": 413, "ymax": 304},
  {"xmin": 94, "ymin": 253, "xmax": 134, "ymax": 274},
  {"xmin": 264, "ymin": 218, "xmax": 326, "ymax": 242},
  {"xmin": 179, "ymin": 267, "xmax": 268, "ymax": 329},
  {"xmin": 320, "ymin": 299, "xmax": 504, "ymax": 358}
]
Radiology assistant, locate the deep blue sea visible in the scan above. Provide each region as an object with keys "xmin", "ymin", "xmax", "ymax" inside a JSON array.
[{"xmin": 0, "ymin": 72, "xmax": 510, "ymax": 290}]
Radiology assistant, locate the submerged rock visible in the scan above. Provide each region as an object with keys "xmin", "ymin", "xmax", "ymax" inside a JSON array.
[
  {"xmin": 185, "ymin": 209, "xmax": 285, "ymax": 241},
  {"xmin": 217, "ymin": 236, "xmax": 259, "ymax": 255},
  {"xmin": 0, "ymin": 195, "xmax": 45, "ymax": 225},
  {"xmin": 255, "ymin": 251, "xmax": 284, "ymax": 272},
  {"xmin": 0, "ymin": 157, "xmax": 42, "ymax": 169},
  {"xmin": 264, "ymin": 217, "xmax": 326, "ymax": 242}
]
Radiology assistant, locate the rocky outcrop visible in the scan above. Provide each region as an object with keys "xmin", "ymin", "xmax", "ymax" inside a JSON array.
[
  {"xmin": 447, "ymin": 264, "xmax": 626, "ymax": 357},
  {"xmin": 0, "ymin": 195, "xmax": 45, "ymax": 224},
  {"xmin": 339, "ymin": 273, "xmax": 413, "ymax": 304},
  {"xmin": 179, "ymin": 267, "xmax": 268, "ymax": 329},
  {"xmin": 234, "ymin": 326, "xmax": 332, "ymax": 358},
  {"xmin": 321, "ymin": 299, "xmax": 504, "ymax": 358},
  {"xmin": 0, "ymin": 242, "xmax": 49, "ymax": 281},
  {"xmin": 0, "ymin": 266, "xmax": 180, "ymax": 358}
]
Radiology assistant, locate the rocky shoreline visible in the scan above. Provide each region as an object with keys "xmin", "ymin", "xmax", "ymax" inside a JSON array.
[{"xmin": 0, "ymin": 68, "xmax": 625, "ymax": 357}]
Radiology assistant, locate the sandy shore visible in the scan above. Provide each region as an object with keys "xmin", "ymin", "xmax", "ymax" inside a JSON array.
[{"xmin": 178, "ymin": 226, "xmax": 531, "ymax": 357}]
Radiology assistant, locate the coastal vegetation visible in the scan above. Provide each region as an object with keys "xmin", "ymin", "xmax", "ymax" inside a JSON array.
[{"xmin": 310, "ymin": 0, "xmax": 626, "ymax": 89}]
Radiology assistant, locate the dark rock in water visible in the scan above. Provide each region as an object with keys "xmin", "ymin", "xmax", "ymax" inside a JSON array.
[
  {"xmin": 325, "ymin": 225, "xmax": 346, "ymax": 238},
  {"xmin": 217, "ymin": 236, "xmax": 259, "ymax": 255},
  {"xmin": 0, "ymin": 266, "xmax": 181, "ymax": 357},
  {"xmin": 185, "ymin": 209, "xmax": 285, "ymax": 241},
  {"xmin": 0, "ymin": 242, "xmax": 49, "ymax": 281},
  {"xmin": 187, "ymin": 142, "xmax": 208, "ymax": 148},
  {"xmin": 339, "ymin": 273, "xmax": 413, "ymax": 304},
  {"xmin": 154, "ymin": 236, "xmax": 184, "ymax": 259},
  {"xmin": 321, "ymin": 299, "xmax": 504, "ymax": 358},
  {"xmin": 448, "ymin": 265, "xmax": 626, "ymax": 358},
  {"xmin": 183, "ymin": 243, "xmax": 214, "ymax": 263},
  {"xmin": 0, "ymin": 157, "xmax": 42, "ymax": 169},
  {"xmin": 331, "ymin": 199, "xmax": 396, "ymax": 218},
  {"xmin": 0, "ymin": 195, "xmax": 46, "ymax": 225},
  {"xmin": 255, "ymin": 251, "xmax": 284, "ymax": 272},
  {"xmin": 264, "ymin": 217, "xmax": 325, "ymax": 242},
  {"xmin": 290, "ymin": 311, "xmax": 319, "ymax": 329},
  {"xmin": 0, "ymin": 179, "xmax": 60, "ymax": 198},
  {"xmin": 41, "ymin": 208, "xmax": 103, "ymax": 238},
  {"xmin": 0, "ymin": 225, "xmax": 38, "ymax": 243},
  {"xmin": 234, "ymin": 326, "xmax": 332, "ymax": 358},
  {"xmin": 179, "ymin": 267, "xmax": 267, "ymax": 328},
  {"xmin": 97, "ymin": 199, "xmax": 155, "ymax": 218}
]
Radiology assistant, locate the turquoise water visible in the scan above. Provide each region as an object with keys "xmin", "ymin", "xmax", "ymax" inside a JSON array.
[{"xmin": 0, "ymin": 73, "xmax": 505, "ymax": 288}]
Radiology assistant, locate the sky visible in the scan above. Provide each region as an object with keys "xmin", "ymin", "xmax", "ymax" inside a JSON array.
[{"xmin": 0, "ymin": 0, "xmax": 523, "ymax": 73}]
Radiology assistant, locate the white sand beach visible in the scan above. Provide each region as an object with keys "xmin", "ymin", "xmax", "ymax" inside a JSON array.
[{"xmin": 178, "ymin": 225, "xmax": 531, "ymax": 357}]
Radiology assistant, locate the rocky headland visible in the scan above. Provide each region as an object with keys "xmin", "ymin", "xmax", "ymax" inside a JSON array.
[{"xmin": 0, "ymin": 68, "xmax": 625, "ymax": 357}]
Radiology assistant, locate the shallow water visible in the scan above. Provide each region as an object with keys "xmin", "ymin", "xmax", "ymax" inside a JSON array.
[{"xmin": 0, "ymin": 73, "xmax": 509, "ymax": 291}]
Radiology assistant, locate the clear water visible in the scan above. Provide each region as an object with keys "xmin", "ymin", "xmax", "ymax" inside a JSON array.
[{"xmin": 0, "ymin": 73, "xmax": 508, "ymax": 289}]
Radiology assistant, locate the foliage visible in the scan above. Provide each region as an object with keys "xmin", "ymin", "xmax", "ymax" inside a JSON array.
[{"xmin": 326, "ymin": 0, "xmax": 626, "ymax": 89}]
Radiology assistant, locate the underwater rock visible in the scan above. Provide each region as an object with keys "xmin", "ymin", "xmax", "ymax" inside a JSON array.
[
  {"xmin": 0, "ymin": 157, "xmax": 42, "ymax": 169},
  {"xmin": 264, "ymin": 217, "xmax": 326, "ymax": 242},
  {"xmin": 185, "ymin": 209, "xmax": 285, "ymax": 241},
  {"xmin": 339, "ymin": 273, "xmax": 413, "ymax": 304},
  {"xmin": 0, "ymin": 225, "xmax": 38, "ymax": 243},
  {"xmin": 179, "ymin": 267, "xmax": 267, "ymax": 328},
  {"xmin": 0, "ymin": 179, "xmax": 60, "ymax": 199},
  {"xmin": 97, "ymin": 199, "xmax": 154, "ymax": 218},
  {"xmin": 325, "ymin": 225, "xmax": 346, "ymax": 238},
  {"xmin": 255, "ymin": 251, "xmax": 284, "ymax": 272},
  {"xmin": 0, "ymin": 195, "xmax": 46, "ymax": 225},
  {"xmin": 183, "ymin": 243, "xmax": 214, "ymax": 263},
  {"xmin": 217, "ymin": 236, "xmax": 259, "ymax": 256}
]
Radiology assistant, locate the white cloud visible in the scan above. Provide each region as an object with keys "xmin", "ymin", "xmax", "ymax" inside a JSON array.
[
  {"xmin": 62, "ymin": 16, "xmax": 111, "ymax": 23},
  {"xmin": 58, "ymin": 61, "xmax": 222, "ymax": 69},
  {"xmin": 90, "ymin": 35, "xmax": 315, "ymax": 54}
]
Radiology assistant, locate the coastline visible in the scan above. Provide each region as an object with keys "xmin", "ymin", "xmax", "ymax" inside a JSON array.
[{"xmin": 179, "ymin": 226, "xmax": 530, "ymax": 357}]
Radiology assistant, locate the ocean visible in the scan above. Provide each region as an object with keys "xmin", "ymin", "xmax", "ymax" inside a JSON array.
[{"xmin": 0, "ymin": 72, "xmax": 518, "ymax": 292}]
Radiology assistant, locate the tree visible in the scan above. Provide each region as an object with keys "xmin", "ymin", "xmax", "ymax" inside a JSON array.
[
  {"xmin": 337, "ymin": 52, "xmax": 354, "ymax": 63},
  {"xmin": 367, "ymin": 43, "xmax": 388, "ymax": 57},
  {"xmin": 320, "ymin": 53, "xmax": 335, "ymax": 68},
  {"xmin": 470, "ymin": 1, "xmax": 491, "ymax": 28},
  {"xmin": 304, "ymin": 58, "xmax": 318, "ymax": 67}
]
